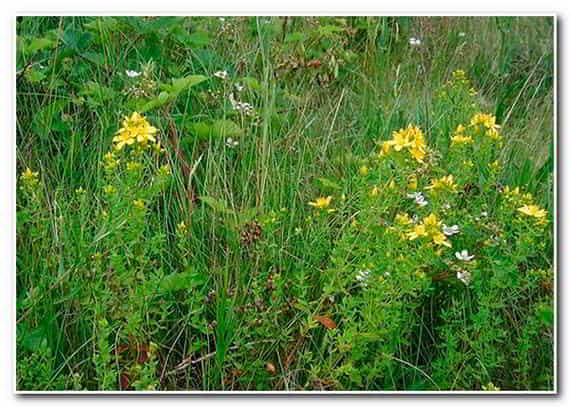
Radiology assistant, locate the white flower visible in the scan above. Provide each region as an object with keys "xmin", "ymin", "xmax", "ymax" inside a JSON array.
[
  {"xmin": 458, "ymin": 32, "xmax": 466, "ymax": 37},
  {"xmin": 409, "ymin": 37, "xmax": 422, "ymax": 46},
  {"xmin": 443, "ymin": 224, "xmax": 460, "ymax": 236},
  {"xmin": 356, "ymin": 269, "xmax": 371, "ymax": 282},
  {"xmin": 126, "ymin": 70, "xmax": 141, "ymax": 78},
  {"xmin": 442, "ymin": 203, "xmax": 451, "ymax": 210},
  {"xmin": 455, "ymin": 250, "xmax": 474, "ymax": 261},
  {"xmin": 456, "ymin": 270, "xmax": 472, "ymax": 285},
  {"xmin": 226, "ymin": 137, "xmax": 239, "ymax": 148},
  {"xmin": 234, "ymin": 83, "xmax": 244, "ymax": 92},
  {"xmin": 481, "ymin": 211, "xmax": 488, "ymax": 217},
  {"xmin": 214, "ymin": 70, "xmax": 229, "ymax": 80},
  {"xmin": 407, "ymin": 192, "xmax": 428, "ymax": 207}
]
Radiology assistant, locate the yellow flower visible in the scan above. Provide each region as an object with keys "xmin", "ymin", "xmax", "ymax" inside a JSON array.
[
  {"xmin": 103, "ymin": 185, "xmax": 117, "ymax": 195},
  {"xmin": 127, "ymin": 161, "xmax": 143, "ymax": 172},
  {"xmin": 133, "ymin": 199, "xmax": 145, "ymax": 210},
  {"xmin": 489, "ymin": 160, "xmax": 501, "ymax": 171},
  {"xmin": 177, "ymin": 221, "xmax": 187, "ymax": 233},
  {"xmin": 432, "ymin": 231, "xmax": 452, "ymax": 248},
  {"xmin": 395, "ymin": 213, "xmax": 412, "ymax": 225},
  {"xmin": 359, "ymin": 165, "xmax": 369, "ymax": 176},
  {"xmin": 113, "ymin": 112, "xmax": 158, "ymax": 150},
  {"xmin": 113, "ymin": 130, "xmax": 136, "ymax": 150},
  {"xmin": 425, "ymin": 175, "xmax": 457, "ymax": 193},
  {"xmin": 386, "ymin": 128, "xmax": 413, "ymax": 151},
  {"xmin": 20, "ymin": 167, "xmax": 39, "ymax": 186},
  {"xmin": 482, "ymin": 382, "xmax": 501, "ymax": 391},
  {"xmin": 470, "ymin": 112, "xmax": 501, "ymax": 140},
  {"xmin": 381, "ymin": 125, "xmax": 427, "ymax": 163},
  {"xmin": 450, "ymin": 134, "xmax": 473, "ymax": 145},
  {"xmin": 308, "ymin": 196, "xmax": 332, "ymax": 209},
  {"xmin": 518, "ymin": 205, "xmax": 547, "ymax": 219},
  {"xmin": 159, "ymin": 164, "xmax": 171, "ymax": 176},
  {"xmin": 370, "ymin": 186, "xmax": 380, "ymax": 196},
  {"xmin": 422, "ymin": 213, "xmax": 441, "ymax": 230},
  {"xmin": 407, "ymin": 224, "xmax": 427, "ymax": 240}
]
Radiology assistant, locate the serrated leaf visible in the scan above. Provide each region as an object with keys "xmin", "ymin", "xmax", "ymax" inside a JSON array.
[{"xmin": 79, "ymin": 81, "xmax": 116, "ymax": 106}]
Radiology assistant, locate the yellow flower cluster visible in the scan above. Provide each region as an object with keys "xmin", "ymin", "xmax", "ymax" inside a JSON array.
[
  {"xmin": 380, "ymin": 125, "xmax": 427, "ymax": 163},
  {"xmin": 518, "ymin": 204, "xmax": 547, "ymax": 219},
  {"xmin": 450, "ymin": 124, "xmax": 473, "ymax": 145},
  {"xmin": 425, "ymin": 175, "xmax": 458, "ymax": 193},
  {"xmin": 113, "ymin": 112, "xmax": 158, "ymax": 150},
  {"xmin": 308, "ymin": 196, "xmax": 335, "ymax": 213},
  {"xmin": 470, "ymin": 112, "xmax": 501, "ymax": 141},
  {"xmin": 20, "ymin": 167, "xmax": 40, "ymax": 187},
  {"xmin": 395, "ymin": 213, "xmax": 412, "ymax": 225},
  {"xmin": 502, "ymin": 186, "xmax": 547, "ymax": 225},
  {"xmin": 103, "ymin": 152, "xmax": 120, "ymax": 171},
  {"xmin": 452, "ymin": 69, "xmax": 468, "ymax": 83},
  {"xmin": 407, "ymin": 213, "xmax": 451, "ymax": 247}
]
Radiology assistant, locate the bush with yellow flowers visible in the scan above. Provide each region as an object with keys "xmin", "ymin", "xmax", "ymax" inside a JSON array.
[{"xmin": 308, "ymin": 74, "xmax": 553, "ymax": 390}]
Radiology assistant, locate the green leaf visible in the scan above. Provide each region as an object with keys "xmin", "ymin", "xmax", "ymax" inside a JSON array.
[
  {"xmin": 159, "ymin": 269, "xmax": 206, "ymax": 293},
  {"xmin": 79, "ymin": 81, "xmax": 116, "ymax": 106},
  {"xmin": 316, "ymin": 177, "xmax": 342, "ymax": 190},
  {"xmin": 241, "ymin": 76, "xmax": 262, "ymax": 92},
  {"xmin": 27, "ymin": 37, "xmax": 56, "ymax": 54},
  {"xmin": 189, "ymin": 119, "xmax": 242, "ymax": 141},
  {"xmin": 187, "ymin": 31, "xmax": 211, "ymax": 47},
  {"xmin": 170, "ymin": 75, "xmax": 209, "ymax": 95},
  {"xmin": 32, "ymin": 100, "xmax": 68, "ymax": 138},
  {"xmin": 141, "ymin": 75, "xmax": 208, "ymax": 113},
  {"xmin": 58, "ymin": 28, "xmax": 92, "ymax": 52},
  {"xmin": 536, "ymin": 304, "xmax": 553, "ymax": 326},
  {"xmin": 83, "ymin": 17, "xmax": 119, "ymax": 33},
  {"xmin": 199, "ymin": 196, "xmax": 235, "ymax": 215},
  {"xmin": 24, "ymin": 68, "xmax": 46, "ymax": 83}
]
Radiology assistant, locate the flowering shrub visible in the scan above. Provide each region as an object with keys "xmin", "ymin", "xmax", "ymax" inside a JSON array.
[{"xmin": 309, "ymin": 75, "xmax": 552, "ymax": 390}]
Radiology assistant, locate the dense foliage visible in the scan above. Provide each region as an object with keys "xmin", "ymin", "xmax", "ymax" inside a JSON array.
[{"xmin": 16, "ymin": 16, "xmax": 554, "ymax": 391}]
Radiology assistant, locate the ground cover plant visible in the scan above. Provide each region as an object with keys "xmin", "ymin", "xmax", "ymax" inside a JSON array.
[{"xmin": 16, "ymin": 16, "xmax": 554, "ymax": 391}]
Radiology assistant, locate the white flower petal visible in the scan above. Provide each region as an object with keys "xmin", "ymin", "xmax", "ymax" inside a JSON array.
[{"xmin": 126, "ymin": 70, "xmax": 141, "ymax": 78}]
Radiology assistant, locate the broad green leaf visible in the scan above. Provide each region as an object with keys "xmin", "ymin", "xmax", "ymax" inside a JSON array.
[
  {"xmin": 27, "ymin": 37, "xmax": 56, "ymax": 54},
  {"xmin": 24, "ymin": 68, "xmax": 46, "ymax": 83},
  {"xmin": 170, "ymin": 75, "xmax": 209, "ymax": 95},
  {"xmin": 79, "ymin": 81, "xmax": 116, "ymax": 106},
  {"xmin": 159, "ymin": 269, "xmax": 206, "ymax": 293},
  {"xmin": 32, "ymin": 100, "xmax": 68, "ymax": 138},
  {"xmin": 189, "ymin": 119, "xmax": 242, "ymax": 141},
  {"xmin": 199, "ymin": 195, "xmax": 235, "ymax": 215}
]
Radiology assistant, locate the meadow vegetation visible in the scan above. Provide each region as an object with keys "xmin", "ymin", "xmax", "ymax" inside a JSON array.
[{"xmin": 16, "ymin": 16, "xmax": 554, "ymax": 391}]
